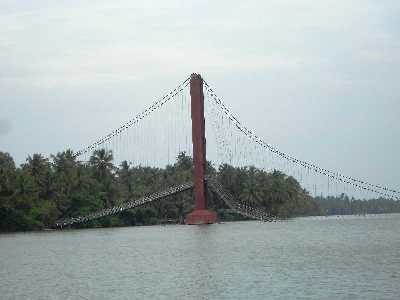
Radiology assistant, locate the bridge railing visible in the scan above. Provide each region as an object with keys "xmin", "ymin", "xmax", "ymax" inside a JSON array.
[
  {"xmin": 206, "ymin": 177, "xmax": 277, "ymax": 222},
  {"xmin": 53, "ymin": 177, "xmax": 279, "ymax": 229},
  {"xmin": 53, "ymin": 181, "xmax": 194, "ymax": 228}
]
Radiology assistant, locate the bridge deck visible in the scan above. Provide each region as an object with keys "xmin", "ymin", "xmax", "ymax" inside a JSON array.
[
  {"xmin": 53, "ymin": 182, "xmax": 194, "ymax": 228},
  {"xmin": 206, "ymin": 178, "xmax": 277, "ymax": 222},
  {"xmin": 53, "ymin": 178, "xmax": 277, "ymax": 229}
]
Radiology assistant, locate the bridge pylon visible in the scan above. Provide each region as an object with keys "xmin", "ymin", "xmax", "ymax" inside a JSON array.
[{"xmin": 185, "ymin": 73, "xmax": 217, "ymax": 225}]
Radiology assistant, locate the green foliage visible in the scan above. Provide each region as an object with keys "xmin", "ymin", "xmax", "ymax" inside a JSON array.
[
  {"xmin": 216, "ymin": 166, "xmax": 321, "ymax": 218},
  {"xmin": 7, "ymin": 149, "xmax": 395, "ymax": 232},
  {"xmin": 316, "ymin": 194, "xmax": 400, "ymax": 215}
]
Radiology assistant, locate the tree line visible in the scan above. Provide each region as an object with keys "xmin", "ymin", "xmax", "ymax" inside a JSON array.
[
  {"xmin": 315, "ymin": 194, "xmax": 400, "ymax": 215},
  {"xmin": 0, "ymin": 149, "xmax": 397, "ymax": 232}
]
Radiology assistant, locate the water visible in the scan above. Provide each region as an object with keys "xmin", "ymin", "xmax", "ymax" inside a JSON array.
[{"xmin": 1, "ymin": 214, "xmax": 399, "ymax": 300}]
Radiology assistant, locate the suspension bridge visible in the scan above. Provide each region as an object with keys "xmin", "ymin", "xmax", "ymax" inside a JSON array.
[{"xmin": 53, "ymin": 73, "xmax": 400, "ymax": 228}]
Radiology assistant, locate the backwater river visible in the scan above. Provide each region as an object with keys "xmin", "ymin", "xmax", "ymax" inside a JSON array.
[{"xmin": 1, "ymin": 214, "xmax": 399, "ymax": 299}]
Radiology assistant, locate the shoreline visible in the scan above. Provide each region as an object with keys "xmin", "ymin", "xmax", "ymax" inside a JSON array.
[{"xmin": 1, "ymin": 212, "xmax": 399, "ymax": 235}]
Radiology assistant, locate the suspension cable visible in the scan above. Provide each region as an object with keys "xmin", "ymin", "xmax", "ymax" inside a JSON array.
[
  {"xmin": 73, "ymin": 77, "xmax": 190, "ymax": 158},
  {"xmin": 203, "ymin": 80, "xmax": 400, "ymax": 200}
]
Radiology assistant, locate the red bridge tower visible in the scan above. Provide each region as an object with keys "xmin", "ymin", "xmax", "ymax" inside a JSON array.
[{"xmin": 185, "ymin": 74, "xmax": 217, "ymax": 225}]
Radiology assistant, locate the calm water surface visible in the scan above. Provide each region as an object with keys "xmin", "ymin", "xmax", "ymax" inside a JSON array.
[{"xmin": 1, "ymin": 214, "xmax": 399, "ymax": 299}]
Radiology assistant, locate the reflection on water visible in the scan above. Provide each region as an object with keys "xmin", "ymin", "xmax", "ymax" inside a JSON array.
[{"xmin": 1, "ymin": 214, "xmax": 399, "ymax": 299}]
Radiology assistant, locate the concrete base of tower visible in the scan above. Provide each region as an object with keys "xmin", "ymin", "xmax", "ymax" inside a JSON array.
[{"xmin": 185, "ymin": 209, "xmax": 217, "ymax": 225}]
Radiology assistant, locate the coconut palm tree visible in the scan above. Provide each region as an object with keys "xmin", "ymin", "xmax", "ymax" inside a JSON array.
[
  {"xmin": 51, "ymin": 149, "xmax": 76, "ymax": 173},
  {"xmin": 89, "ymin": 149, "xmax": 114, "ymax": 180},
  {"xmin": 118, "ymin": 160, "xmax": 134, "ymax": 198},
  {"xmin": 240, "ymin": 166, "xmax": 263, "ymax": 206},
  {"xmin": 89, "ymin": 149, "xmax": 117, "ymax": 207},
  {"xmin": 23, "ymin": 153, "xmax": 52, "ymax": 200}
]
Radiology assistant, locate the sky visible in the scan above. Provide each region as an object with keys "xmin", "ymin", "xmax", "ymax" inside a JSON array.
[{"xmin": 1, "ymin": 0, "xmax": 399, "ymax": 190}]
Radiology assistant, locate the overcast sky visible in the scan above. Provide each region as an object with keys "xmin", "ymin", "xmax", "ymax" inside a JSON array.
[{"xmin": 1, "ymin": 0, "xmax": 399, "ymax": 190}]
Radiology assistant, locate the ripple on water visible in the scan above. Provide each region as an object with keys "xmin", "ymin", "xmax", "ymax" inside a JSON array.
[{"xmin": 0, "ymin": 214, "xmax": 399, "ymax": 300}]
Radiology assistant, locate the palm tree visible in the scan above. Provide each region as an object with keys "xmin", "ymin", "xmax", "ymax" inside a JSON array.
[
  {"xmin": 0, "ymin": 152, "xmax": 17, "ymax": 197},
  {"xmin": 51, "ymin": 150, "xmax": 80, "ymax": 215},
  {"xmin": 239, "ymin": 166, "xmax": 262, "ymax": 205},
  {"xmin": 89, "ymin": 149, "xmax": 116, "ymax": 207},
  {"xmin": 23, "ymin": 153, "xmax": 52, "ymax": 200},
  {"xmin": 118, "ymin": 160, "xmax": 134, "ymax": 198},
  {"xmin": 51, "ymin": 149, "xmax": 77, "ymax": 173},
  {"xmin": 89, "ymin": 149, "xmax": 114, "ymax": 180}
]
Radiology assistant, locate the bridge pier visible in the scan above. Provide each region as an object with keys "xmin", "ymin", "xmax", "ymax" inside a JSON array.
[{"xmin": 185, "ymin": 73, "xmax": 217, "ymax": 225}]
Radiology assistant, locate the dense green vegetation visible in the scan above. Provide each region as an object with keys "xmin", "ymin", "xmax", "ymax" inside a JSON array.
[
  {"xmin": 316, "ymin": 194, "xmax": 400, "ymax": 215},
  {"xmin": 1, "ymin": 149, "xmax": 398, "ymax": 232},
  {"xmin": 0, "ymin": 149, "xmax": 322, "ymax": 232}
]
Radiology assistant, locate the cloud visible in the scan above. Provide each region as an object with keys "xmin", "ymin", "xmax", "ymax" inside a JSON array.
[
  {"xmin": 0, "ymin": 118, "xmax": 12, "ymax": 136},
  {"xmin": 0, "ymin": 0, "xmax": 399, "ymax": 191}
]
